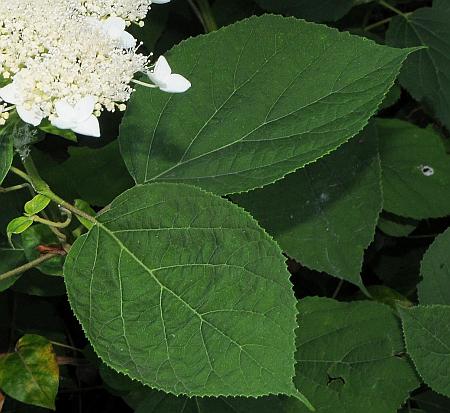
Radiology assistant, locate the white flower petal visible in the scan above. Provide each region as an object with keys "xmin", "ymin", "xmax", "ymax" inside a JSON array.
[
  {"xmin": 120, "ymin": 31, "xmax": 137, "ymax": 49},
  {"xmin": 0, "ymin": 83, "xmax": 21, "ymax": 105},
  {"xmin": 51, "ymin": 115, "xmax": 75, "ymax": 130},
  {"xmin": 16, "ymin": 105, "xmax": 43, "ymax": 126},
  {"xmin": 74, "ymin": 96, "xmax": 97, "ymax": 121},
  {"xmin": 152, "ymin": 0, "xmax": 171, "ymax": 3},
  {"xmin": 159, "ymin": 74, "xmax": 191, "ymax": 93},
  {"xmin": 55, "ymin": 100, "xmax": 75, "ymax": 120},
  {"xmin": 104, "ymin": 16, "xmax": 127, "ymax": 38},
  {"xmin": 151, "ymin": 56, "xmax": 172, "ymax": 82},
  {"xmin": 72, "ymin": 115, "xmax": 101, "ymax": 137}
]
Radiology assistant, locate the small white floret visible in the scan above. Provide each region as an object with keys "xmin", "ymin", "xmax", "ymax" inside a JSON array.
[
  {"xmin": 0, "ymin": 81, "xmax": 44, "ymax": 126},
  {"xmin": 88, "ymin": 16, "xmax": 137, "ymax": 49},
  {"xmin": 147, "ymin": 56, "xmax": 191, "ymax": 93},
  {"xmin": 51, "ymin": 96, "xmax": 101, "ymax": 137}
]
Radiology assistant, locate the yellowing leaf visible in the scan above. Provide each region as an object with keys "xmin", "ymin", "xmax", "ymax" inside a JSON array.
[{"xmin": 0, "ymin": 335, "xmax": 59, "ymax": 410}]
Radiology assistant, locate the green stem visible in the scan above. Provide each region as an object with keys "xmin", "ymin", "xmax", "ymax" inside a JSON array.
[
  {"xmin": 20, "ymin": 155, "xmax": 97, "ymax": 225},
  {"xmin": 188, "ymin": 0, "xmax": 217, "ymax": 32},
  {"xmin": 33, "ymin": 214, "xmax": 72, "ymax": 229},
  {"xmin": 50, "ymin": 341, "xmax": 84, "ymax": 353},
  {"xmin": 187, "ymin": 0, "xmax": 203, "ymax": 27},
  {"xmin": 332, "ymin": 279, "xmax": 344, "ymax": 299},
  {"xmin": 378, "ymin": 0, "xmax": 409, "ymax": 18},
  {"xmin": 0, "ymin": 183, "xmax": 30, "ymax": 193},
  {"xmin": 364, "ymin": 16, "xmax": 393, "ymax": 31},
  {"xmin": 9, "ymin": 166, "xmax": 33, "ymax": 184},
  {"xmin": 0, "ymin": 253, "xmax": 60, "ymax": 281},
  {"xmin": 197, "ymin": 0, "xmax": 218, "ymax": 32}
]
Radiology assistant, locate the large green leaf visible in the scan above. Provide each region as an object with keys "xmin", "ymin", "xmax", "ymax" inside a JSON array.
[
  {"xmin": 284, "ymin": 298, "xmax": 420, "ymax": 413},
  {"xmin": 0, "ymin": 334, "xmax": 59, "ymax": 410},
  {"xmin": 418, "ymin": 228, "xmax": 450, "ymax": 305},
  {"xmin": 400, "ymin": 305, "xmax": 450, "ymax": 398},
  {"xmin": 377, "ymin": 119, "xmax": 450, "ymax": 219},
  {"xmin": 64, "ymin": 183, "xmax": 299, "ymax": 398},
  {"xmin": 254, "ymin": 0, "xmax": 353, "ymax": 22},
  {"xmin": 119, "ymin": 15, "xmax": 413, "ymax": 195},
  {"xmin": 233, "ymin": 124, "xmax": 381, "ymax": 288},
  {"xmin": 386, "ymin": 3, "xmax": 450, "ymax": 130}
]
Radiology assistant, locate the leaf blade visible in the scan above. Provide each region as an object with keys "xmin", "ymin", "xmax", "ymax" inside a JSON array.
[
  {"xmin": 286, "ymin": 298, "xmax": 420, "ymax": 413},
  {"xmin": 400, "ymin": 305, "xmax": 450, "ymax": 398},
  {"xmin": 0, "ymin": 334, "xmax": 59, "ymax": 410},
  {"xmin": 64, "ymin": 183, "xmax": 298, "ymax": 397},
  {"xmin": 233, "ymin": 124, "xmax": 382, "ymax": 288},
  {"xmin": 386, "ymin": 4, "xmax": 450, "ymax": 130},
  {"xmin": 120, "ymin": 15, "xmax": 413, "ymax": 195},
  {"xmin": 418, "ymin": 228, "xmax": 450, "ymax": 305}
]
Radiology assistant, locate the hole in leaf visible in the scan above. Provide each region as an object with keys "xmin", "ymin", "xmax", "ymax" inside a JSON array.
[
  {"xmin": 327, "ymin": 374, "xmax": 346, "ymax": 387},
  {"xmin": 419, "ymin": 165, "xmax": 434, "ymax": 176}
]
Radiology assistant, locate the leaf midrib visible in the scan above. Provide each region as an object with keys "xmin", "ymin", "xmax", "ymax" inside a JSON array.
[
  {"xmin": 94, "ymin": 221, "xmax": 283, "ymax": 387},
  {"xmin": 146, "ymin": 46, "xmax": 403, "ymax": 184}
]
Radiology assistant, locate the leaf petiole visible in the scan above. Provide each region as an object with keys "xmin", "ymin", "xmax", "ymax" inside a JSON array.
[
  {"xmin": 378, "ymin": 0, "xmax": 410, "ymax": 19},
  {"xmin": 187, "ymin": 0, "xmax": 217, "ymax": 32},
  {"xmin": 32, "ymin": 214, "xmax": 72, "ymax": 229},
  {"xmin": 0, "ymin": 183, "xmax": 30, "ymax": 193}
]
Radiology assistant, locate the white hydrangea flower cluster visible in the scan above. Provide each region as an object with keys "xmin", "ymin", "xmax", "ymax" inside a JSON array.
[
  {"xmin": 0, "ymin": 0, "xmax": 79, "ymax": 77},
  {"xmin": 80, "ymin": 0, "xmax": 170, "ymax": 24},
  {"xmin": 0, "ymin": 0, "xmax": 190, "ymax": 137}
]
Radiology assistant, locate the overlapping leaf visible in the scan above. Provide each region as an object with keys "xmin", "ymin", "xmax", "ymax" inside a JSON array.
[
  {"xmin": 377, "ymin": 119, "xmax": 450, "ymax": 219},
  {"xmin": 386, "ymin": 3, "xmax": 450, "ymax": 130},
  {"xmin": 418, "ymin": 228, "xmax": 450, "ymax": 305},
  {"xmin": 120, "ymin": 15, "xmax": 413, "ymax": 195},
  {"xmin": 64, "ymin": 183, "xmax": 299, "ymax": 398},
  {"xmin": 234, "ymin": 124, "xmax": 381, "ymax": 288},
  {"xmin": 285, "ymin": 298, "xmax": 420, "ymax": 413},
  {"xmin": 400, "ymin": 305, "xmax": 450, "ymax": 397}
]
